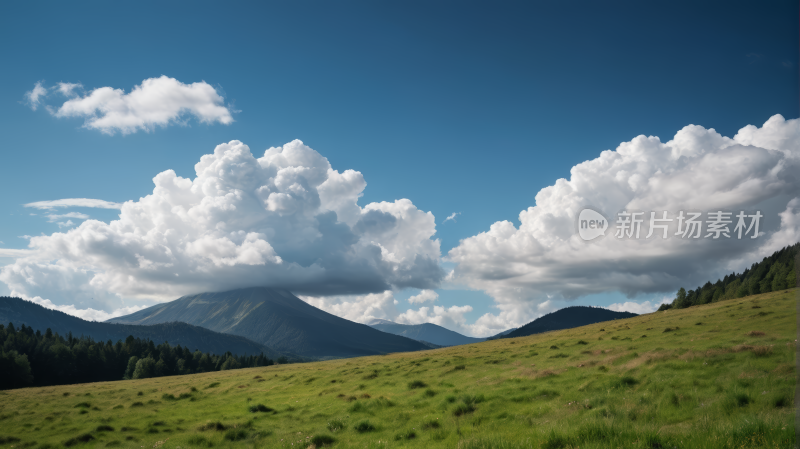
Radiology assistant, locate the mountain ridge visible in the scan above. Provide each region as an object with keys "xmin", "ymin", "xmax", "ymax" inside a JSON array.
[
  {"xmin": 502, "ymin": 306, "xmax": 638, "ymax": 339},
  {"xmin": 366, "ymin": 320, "xmax": 485, "ymax": 346},
  {"xmin": 108, "ymin": 287, "xmax": 430, "ymax": 358},
  {"xmin": 0, "ymin": 296, "xmax": 283, "ymax": 358}
]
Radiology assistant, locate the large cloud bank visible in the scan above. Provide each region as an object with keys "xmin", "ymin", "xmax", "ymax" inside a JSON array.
[
  {"xmin": 448, "ymin": 114, "xmax": 800, "ymax": 334},
  {"xmin": 3, "ymin": 115, "xmax": 798, "ymax": 336},
  {"xmin": 0, "ymin": 140, "xmax": 444, "ymax": 313}
]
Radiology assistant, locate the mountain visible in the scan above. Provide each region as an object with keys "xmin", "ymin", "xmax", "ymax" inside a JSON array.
[
  {"xmin": 502, "ymin": 306, "xmax": 637, "ymax": 339},
  {"xmin": 366, "ymin": 319, "xmax": 484, "ymax": 346},
  {"xmin": 108, "ymin": 287, "xmax": 430, "ymax": 358},
  {"xmin": 0, "ymin": 296, "xmax": 282, "ymax": 358},
  {"xmin": 485, "ymin": 327, "xmax": 518, "ymax": 340}
]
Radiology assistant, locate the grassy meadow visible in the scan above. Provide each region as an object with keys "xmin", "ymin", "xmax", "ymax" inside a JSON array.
[{"xmin": 0, "ymin": 289, "xmax": 796, "ymax": 449}]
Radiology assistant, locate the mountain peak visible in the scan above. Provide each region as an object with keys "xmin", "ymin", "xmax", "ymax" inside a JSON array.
[
  {"xmin": 109, "ymin": 288, "xmax": 429, "ymax": 358},
  {"xmin": 366, "ymin": 318, "xmax": 396, "ymax": 326}
]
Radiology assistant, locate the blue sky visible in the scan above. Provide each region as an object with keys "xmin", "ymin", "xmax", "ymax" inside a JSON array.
[{"xmin": 0, "ymin": 1, "xmax": 798, "ymax": 335}]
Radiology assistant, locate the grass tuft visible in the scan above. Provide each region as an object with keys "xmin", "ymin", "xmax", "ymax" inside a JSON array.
[
  {"xmin": 327, "ymin": 418, "xmax": 346, "ymax": 432},
  {"xmin": 394, "ymin": 429, "xmax": 416, "ymax": 440},
  {"xmin": 223, "ymin": 429, "xmax": 248, "ymax": 441},
  {"xmin": 186, "ymin": 435, "xmax": 213, "ymax": 447},
  {"xmin": 248, "ymin": 404, "xmax": 274, "ymax": 413},
  {"xmin": 421, "ymin": 419, "xmax": 441, "ymax": 430},
  {"xmin": 63, "ymin": 434, "xmax": 94, "ymax": 447},
  {"xmin": 311, "ymin": 434, "xmax": 335, "ymax": 447},
  {"xmin": 198, "ymin": 421, "xmax": 226, "ymax": 431},
  {"xmin": 353, "ymin": 420, "xmax": 376, "ymax": 433},
  {"xmin": 542, "ymin": 430, "xmax": 570, "ymax": 449}
]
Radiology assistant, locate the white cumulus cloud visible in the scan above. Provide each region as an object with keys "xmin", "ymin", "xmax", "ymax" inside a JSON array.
[
  {"xmin": 448, "ymin": 114, "xmax": 800, "ymax": 332},
  {"xmin": 1, "ymin": 140, "xmax": 444, "ymax": 313},
  {"xmin": 606, "ymin": 297, "xmax": 672, "ymax": 314},
  {"xmin": 46, "ymin": 76, "xmax": 233, "ymax": 135},
  {"xmin": 300, "ymin": 290, "xmax": 477, "ymax": 336},
  {"xmin": 407, "ymin": 289, "xmax": 438, "ymax": 304}
]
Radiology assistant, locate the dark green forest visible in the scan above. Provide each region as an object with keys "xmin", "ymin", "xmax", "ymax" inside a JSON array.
[
  {"xmin": 659, "ymin": 242, "xmax": 798, "ymax": 311},
  {"xmin": 0, "ymin": 322, "xmax": 279, "ymax": 390}
]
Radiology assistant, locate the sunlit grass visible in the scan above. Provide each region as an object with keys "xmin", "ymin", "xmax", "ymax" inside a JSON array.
[{"xmin": 0, "ymin": 289, "xmax": 795, "ymax": 448}]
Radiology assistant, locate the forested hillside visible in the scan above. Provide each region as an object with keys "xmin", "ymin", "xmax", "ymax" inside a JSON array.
[
  {"xmin": 0, "ymin": 322, "xmax": 277, "ymax": 390},
  {"xmin": 0, "ymin": 296, "xmax": 284, "ymax": 358},
  {"xmin": 659, "ymin": 243, "xmax": 798, "ymax": 310},
  {"xmin": 501, "ymin": 306, "xmax": 637, "ymax": 339}
]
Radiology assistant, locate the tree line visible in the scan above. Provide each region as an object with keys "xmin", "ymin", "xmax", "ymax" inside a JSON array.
[
  {"xmin": 659, "ymin": 242, "xmax": 798, "ymax": 311},
  {"xmin": 0, "ymin": 323, "xmax": 282, "ymax": 390}
]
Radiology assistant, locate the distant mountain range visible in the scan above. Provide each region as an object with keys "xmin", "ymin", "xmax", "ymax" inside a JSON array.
[
  {"xmin": 4, "ymin": 289, "xmax": 637, "ymax": 361},
  {"xmin": 366, "ymin": 319, "xmax": 516, "ymax": 346},
  {"xmin": 366, "ymin": 319, "xmax": 484, "ymax": 346},
  {"xmin": 488, "ymin": 327, "xmax": 518, "ymax": 339},
  {"xmin": 0, "ymin": 296, "xmax": 282, "ymax": 358},
  {"xmin": 108, "ymin": 287, "xmax": 430, "ymax": 359},
  {"xmin": 501, "ymin": 306, "xmax": 637, "ymax": 339}
]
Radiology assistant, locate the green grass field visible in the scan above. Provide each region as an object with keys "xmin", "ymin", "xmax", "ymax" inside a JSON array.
[{"xmin": 0, "ymin": 289, "xmax": 796, "ymax": 449}]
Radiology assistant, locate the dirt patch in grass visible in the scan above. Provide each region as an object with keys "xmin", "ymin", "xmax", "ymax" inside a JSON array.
[
  {"xmin": 535, "ymin": 369, "xmax": 562, "ymax": 379},
  {"xmin": 746, "ymin": 331, "xmax": 765, "ymax": 337},
  {"xmin": 771, "ymin": 364, "xmax": 795, "ymax": 377},
  {"xmin": 624, "ymin": 351, "xmax": 674, "ymax": 369},
  {"xmin": 732, "ymin": 345, "xmax": 773, "ymax": 356}
]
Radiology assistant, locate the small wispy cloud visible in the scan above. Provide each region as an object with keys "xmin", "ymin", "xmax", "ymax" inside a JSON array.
[
  {"xmin": 57, "ymin": 82, "xmax": 82, "ymax": 97},
  {"xmin": 46, "ymin": 212, "xmax": 90, "ymax": 223},
  {"xmin": 0, "ymin": 248, "xmax": 33, "ymax": 258},
  {"xmin": 443, "ymin": 212, "xmax": 460, "ymax": 224},
  {"xmin": 57, "ymin": 220, "xmax": 75, "ymax": 228},
  {"xmin": 23, "ymin": 81, "xmax": 47, "ymax": 111},
  {"xmin": 24, "ymin": 198, "xmax": 122, "ymax": 210},
  {"xmin": 18, "ymin": 235, "xmax": 33, "ymax": 240}
]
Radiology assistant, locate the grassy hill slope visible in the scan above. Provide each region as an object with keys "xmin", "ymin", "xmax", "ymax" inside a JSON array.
[{"xmin": 0, "ymin": 289, "xmax": 795, "ymax": 449}]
